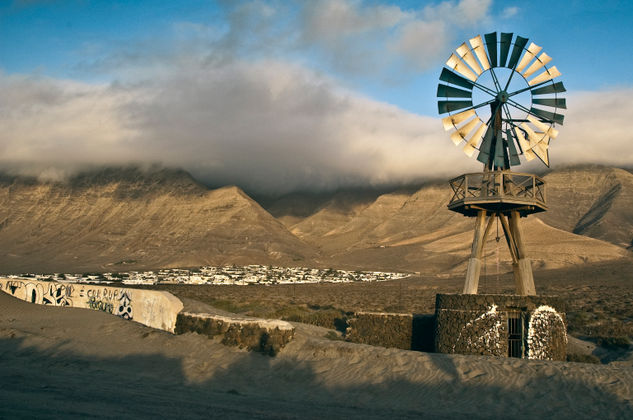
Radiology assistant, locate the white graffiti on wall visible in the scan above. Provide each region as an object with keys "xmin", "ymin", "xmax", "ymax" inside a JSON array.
[
  {"xmin": 2, "ymin": 280, "xmax": 133, "ymax": 321},
  {"xmin": 43, "ymin": 283, "xmax": 73, "ymax": 306},
  {"xmin": 4, "ymin": 280, "xmax": 73, "ymax": 306},
  {"xmin": 527, "ymin": 305, "xmax": 567, "ymax": 360},
  {"xmin": 114, "ymin": 291, "xmax": 133, "ymax": 319},
  {"xmin": 2, "ymin": 277, "xmax": 183, "ymax": 333}
]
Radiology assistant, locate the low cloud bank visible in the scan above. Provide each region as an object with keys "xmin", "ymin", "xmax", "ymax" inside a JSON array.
[
  {"xmin": 0, "ymin": 62, "xmax": 475, "ymax": 194},
  {"xmin": 1, "ymin": 65, "xmax": 632, "ymax": 194}
]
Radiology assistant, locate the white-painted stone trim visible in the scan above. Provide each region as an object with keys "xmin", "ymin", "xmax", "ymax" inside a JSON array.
[
  {"xmin": 179, "ymin": 311, "xmax": 294, "ymax": 331},
  {"xmin": 527, "ymin": 305, "xmax": 567, "ymax": 360},
  {"xmin": 453, "ymin": 304, "xmax": 502, "ymax": 353}
]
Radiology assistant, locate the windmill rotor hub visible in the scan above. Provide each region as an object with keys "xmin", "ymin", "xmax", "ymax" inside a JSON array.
[{"xmin": 497, "ymin": 91, "xmax": 509, "ymax": 103}]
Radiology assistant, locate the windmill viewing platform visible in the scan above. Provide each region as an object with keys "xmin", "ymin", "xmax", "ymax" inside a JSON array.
[{"xmin": 448, "ymin": 171, "xmax": 547, "ymax": 217}]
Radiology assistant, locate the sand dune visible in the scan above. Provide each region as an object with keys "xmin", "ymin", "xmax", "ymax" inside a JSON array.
[{"xmin": 1, "ymin": 292, "xmax": 632, "ymax": 419}]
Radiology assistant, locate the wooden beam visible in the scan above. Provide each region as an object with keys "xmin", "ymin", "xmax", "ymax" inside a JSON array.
[
  {"xmin": 509, "ymin": 211, "xmax": 536, "ymax": 295},
  {"xmin": 509, "ymin": 211, "xmax": 526, "ymax": 259},
  {"xmin": 478, "ymin": 213, "xmax": 496, "ymax": 256},
  {"xmin": 470, "ymin": 210, "xmax": 488, "ymax": 260},
  {"xmin": 498, "ymin": 213, "xmax": 518, "ymax": 263},
  {"xmin": 464, "ymin": 210, "xmax": 487, "ymax": 294}
]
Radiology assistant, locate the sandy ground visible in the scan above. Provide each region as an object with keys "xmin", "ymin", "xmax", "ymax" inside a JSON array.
[{"xmin": 1, "ymin": 292, "xmax": 632, "ymax": 419}]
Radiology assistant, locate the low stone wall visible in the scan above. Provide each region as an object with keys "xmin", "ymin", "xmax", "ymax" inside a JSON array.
[
  {"xmin": 435, "ymin": 294, "xmax": 567, "ymax": 360},
  {"xmin": 176, "ymin": 312, "xmax": 295, "ymax": 356},
  {"xmin": 0, "ymin": 278, "xmax": 183, "ymax": 333},
  {"xmin": 346, "ymin": 312, "xmax": 435, "ymax": 351}
]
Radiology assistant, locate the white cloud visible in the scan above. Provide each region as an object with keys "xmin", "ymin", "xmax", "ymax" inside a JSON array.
[
  {"xmin": 77, "ymin": 1, "xmax": 495, "ymax": 82},
  {"xmin": 0, "ymin": 61, "xmax": 479, "ymax": 193},
  {"xmin": 0, "ymin": 73, "xmax": 139, "ymax": 166},
  {"xmin": 551, "ymin": 89, "xmax": 633, "ymax": 168},
  {"xmin": 301, "ymin": 0, "xmax": 408, "ymax": 40},
  {"xmin": 183, "ymin": 0, "xmax": 495, "ymax": 78},
  {"xmin": 389, "ymin": 20, "xmax": 449, "ymax": 70},
  {"xmin": 3, "ymin": 60, "xmax": 633, "ymax": 193},
  {"xmin": 112, "ymin": 58, "xmax": 477, "ymax": 191},
  {"xmin": 501, "ymin": 6, "xmax": 519, "ymax": 18},
  {"xmin": 421, "ymin": 0, "xmax": 491, "ymax": 24},
  {"xmin": 299, "ymin": 0, "xmax": 493, "ymax": 74}
]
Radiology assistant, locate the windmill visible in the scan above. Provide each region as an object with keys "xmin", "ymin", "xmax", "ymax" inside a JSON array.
[{"xmin": 437, "ymin": 32, "xmax": 566, "ymax": 295}]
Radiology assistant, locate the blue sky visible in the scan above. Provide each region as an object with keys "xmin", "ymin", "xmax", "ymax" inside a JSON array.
[
  {"xmin": 3, "ymin": 0, "xmax": 633, "ymax": 113},
  {"xmin": 1, "ymin": 0, "xmax": 633, "ymax": 193}
]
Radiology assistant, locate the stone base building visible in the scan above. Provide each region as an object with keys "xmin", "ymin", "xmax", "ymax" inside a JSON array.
[{"xmin": 434, "ymin": 294, "xmax": 567, "ymax": 360}]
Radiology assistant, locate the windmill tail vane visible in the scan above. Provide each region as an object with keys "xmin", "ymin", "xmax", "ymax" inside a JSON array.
[{"xmin": 437, "ymin": 32, "xmax": 566, "ymax": 170}]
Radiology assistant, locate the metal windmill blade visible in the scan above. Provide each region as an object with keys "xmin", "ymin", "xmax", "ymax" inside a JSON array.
[{"xmin": 437, "ymin": 32, "xmax": 566, "ymax": 169}]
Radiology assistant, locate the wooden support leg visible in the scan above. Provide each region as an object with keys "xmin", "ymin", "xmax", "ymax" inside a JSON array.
[
  {"xmin": 498, "ymin": 214, "xmax": 518, "ymax": 264},
  {"xmin": 464, "ymin": 210, "xmax": 488, "ymax": 294},
  {"xmin": 509, "ymin": 211, "xmax": 536, "ymax": 296},
  {"xmin": 464, "ymin": 258, "xmax": 481, "ymax": 295}
]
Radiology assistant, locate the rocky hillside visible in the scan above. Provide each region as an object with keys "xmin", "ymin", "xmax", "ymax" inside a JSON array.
[
  {"xmin": 540, "ymin": 166, "xmax": 633, "ymax": 248},
  {"xmin": 0, "ymin": 167, "xmax": 316, "ymax": 273},
  {"xmin": 269, "ymin": 173, "xmax": 630, "ymax": 273},
  {"xmin": 0, "ymin": 165, "xmax": 631, "ymax": 274}
]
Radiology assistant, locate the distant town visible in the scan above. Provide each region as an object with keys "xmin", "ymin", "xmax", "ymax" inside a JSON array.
[{"xmin": 6, "ymin": 265, "xmax": 410, "ymax": 286}]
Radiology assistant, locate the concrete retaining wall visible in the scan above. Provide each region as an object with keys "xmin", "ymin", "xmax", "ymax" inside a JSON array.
[
  {"xmin": 0, "ymin": 278, "xmax": 183, "ymax": 333},
  {"xmin": 0, "ymin": 278, "xmax": 296, "ymax": 355},
  {"xmin": 176, "ymin": 311, "xmax": 295, "ymax": 356}
]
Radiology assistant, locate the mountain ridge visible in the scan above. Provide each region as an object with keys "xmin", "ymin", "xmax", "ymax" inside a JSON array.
[
  {"xmin": 0, "ymin": 167, "xmax": 317, "ymax": 273},
  {"xmin": 0, "ymin": 165, "xmax": 631, "ymax": 274}
]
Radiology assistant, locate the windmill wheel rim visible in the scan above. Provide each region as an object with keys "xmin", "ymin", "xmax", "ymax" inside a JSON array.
[{"xmin": 437, "ymin": 32, "xmax": 566, "ymax": 169}]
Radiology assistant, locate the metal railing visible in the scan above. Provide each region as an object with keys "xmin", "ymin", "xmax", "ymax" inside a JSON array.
[{"xmin": 448, "ymin": 171, "xmax": 546, "ymax": 208}]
